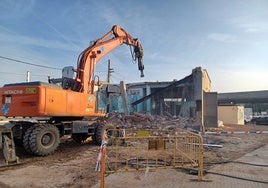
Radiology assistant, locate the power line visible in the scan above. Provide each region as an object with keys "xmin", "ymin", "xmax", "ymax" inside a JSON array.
[
  {"xmin": 0, "ymin": 71, "xmax": 25, "ymax": 76},
  {"xmin": 0, "ymin": 55, "xmax": 61, "ymax": 70},
  {"xmin": 0, "ymin": 71, "xmax": 53, "ymax": 77}
]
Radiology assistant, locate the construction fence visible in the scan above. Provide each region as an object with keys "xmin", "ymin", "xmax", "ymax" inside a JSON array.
[{"xmin": 99, "ymin": 128, "xmax": 204, "ymax": 187}]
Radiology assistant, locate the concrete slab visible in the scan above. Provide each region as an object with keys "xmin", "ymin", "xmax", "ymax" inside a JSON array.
[{"xmin": 202, "ymin": 143, "xmax": 268, "ymax": 188}]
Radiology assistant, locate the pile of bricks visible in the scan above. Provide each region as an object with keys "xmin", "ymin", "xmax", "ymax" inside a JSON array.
[{"xmin": 106, "ymin": 112, "xmax": 200, "ymax": 130}]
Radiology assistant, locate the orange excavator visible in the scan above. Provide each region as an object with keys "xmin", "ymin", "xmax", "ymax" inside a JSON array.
[{"xmin": 0, "ymin": 25, "xmax": 144, "ymax": 163}]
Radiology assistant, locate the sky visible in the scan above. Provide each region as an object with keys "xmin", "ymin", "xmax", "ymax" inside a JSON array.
[{"xmin": 0, "ymin": 0, "xmax": 268, "ymax": 93}]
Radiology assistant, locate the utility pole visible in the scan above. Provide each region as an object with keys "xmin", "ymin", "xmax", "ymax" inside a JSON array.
[
  {"xmin": 106, "ymin": 59, "xmax": 114, "ymax": 113},
  {"xmin": 26, "ymin": 71, "xmax": 30, "ymax": 82},
  {"xmin": 107, "ymin": 59, "xmax": 114, "ymax": 83}
]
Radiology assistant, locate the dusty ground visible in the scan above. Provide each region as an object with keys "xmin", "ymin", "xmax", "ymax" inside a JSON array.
[{"xmin": 0, "ymin": 124, "xmax": 268, "ymax": 188}]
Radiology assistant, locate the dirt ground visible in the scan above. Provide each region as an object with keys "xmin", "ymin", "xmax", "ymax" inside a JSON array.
[{"xmin": 0, "ymin": 124, "xmax": 268, "ymax": 188}]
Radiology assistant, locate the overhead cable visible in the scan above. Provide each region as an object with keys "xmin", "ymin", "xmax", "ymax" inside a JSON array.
[{"xmin": 0, "ymin": 55, "xmax": 61, "ymax": 70}]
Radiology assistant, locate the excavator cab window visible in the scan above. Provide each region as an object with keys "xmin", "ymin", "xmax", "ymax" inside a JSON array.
[{"xmin": 62, "ymin": 66, "xmax": 75, "ymax": 89}]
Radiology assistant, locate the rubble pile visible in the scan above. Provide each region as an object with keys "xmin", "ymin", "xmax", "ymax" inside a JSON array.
[{"xmin": 106, "ymin": 112, "xmax": 201, "ymax": 130}]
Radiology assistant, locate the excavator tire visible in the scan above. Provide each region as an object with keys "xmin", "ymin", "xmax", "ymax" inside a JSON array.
[
  {"xmin": 92, "ymin": 123, "xmax": 121, "ymax": 146},
  {"xmin": 23, "ymin": 126, "xmax": 37, "ymax": 154},
  {"xmin": 92, "ymin": 123, "xmax": 104, "ymax": 145},
  {"xmin": 29, "ymin": 124, "xmax": 60, "ymax": 156}
]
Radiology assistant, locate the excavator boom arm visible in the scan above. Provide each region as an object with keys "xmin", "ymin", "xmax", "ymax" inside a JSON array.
[{"xmin": 73, "ymin": 25, "xmax": 144, "ymax": 93}]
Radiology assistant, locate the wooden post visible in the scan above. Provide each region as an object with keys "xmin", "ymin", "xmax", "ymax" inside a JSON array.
[
  {"xmin": 100, "ymin": 130, "xmax": 108, "ymax": 188},
  {"xmin": 100, "ymin": 146, "xmax": 106, "ymax": 188}
]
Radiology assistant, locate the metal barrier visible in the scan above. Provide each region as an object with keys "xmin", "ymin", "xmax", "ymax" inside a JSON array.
[{"xmin": 102, "ymin": 128, "xmax": 203, "ymax": 183}]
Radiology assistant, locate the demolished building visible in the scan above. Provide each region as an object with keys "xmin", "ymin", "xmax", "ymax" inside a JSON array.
[{"xmin": 97, "ymin": 67, "xmax": 218, "ymax": 131}]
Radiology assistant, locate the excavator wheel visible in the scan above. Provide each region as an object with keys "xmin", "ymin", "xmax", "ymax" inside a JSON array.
[
  {"xmin": 92, "ymin": 123, "xmax": 122, "ymax": 146},
  {"xmin": 92, "ymin": 123, "xmax": 103, "ymax": 145},
  {"xmin": 23, "ymin": 126, "xmax": 36, "ymax": 154},
  {"xmin": 29, "ymin": 124, "xmax": 60, "ymax": 156}
]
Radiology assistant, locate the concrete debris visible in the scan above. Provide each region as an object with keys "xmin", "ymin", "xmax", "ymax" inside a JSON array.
[
  {"xmin": 218, "ymin": 120, "xmax": 224, "ymax": 127},
  {"xmin": 106, "ymin": 112, "xmax": 201, "ymax": 131}
]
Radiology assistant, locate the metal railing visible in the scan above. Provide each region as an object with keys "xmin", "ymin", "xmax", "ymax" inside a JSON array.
[{"xmin": 102, "ymin": 128, "xmax": 203, "ymax": 183}]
